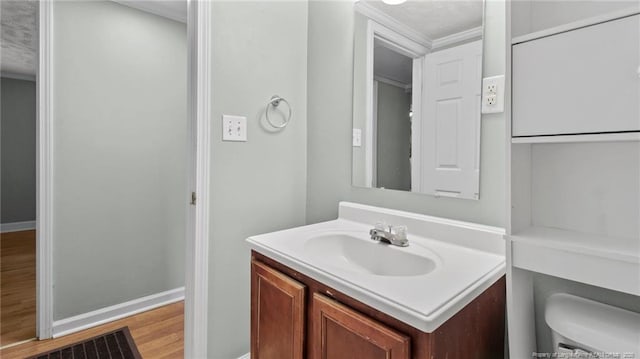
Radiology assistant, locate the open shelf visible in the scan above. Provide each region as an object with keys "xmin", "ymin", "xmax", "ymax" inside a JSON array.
[
  {"xmin": 509, "ymin": 226, "xmax": 640, "ymax": 296},
  {"xmin": 512, "ymin": 132, "xmax": 640, "ymax": 144}
]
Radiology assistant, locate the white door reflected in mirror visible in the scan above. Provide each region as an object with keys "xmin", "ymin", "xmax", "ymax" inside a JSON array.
[{"xmin": 352, "ymin": 0, "xmax": 485, "ymax": 200}]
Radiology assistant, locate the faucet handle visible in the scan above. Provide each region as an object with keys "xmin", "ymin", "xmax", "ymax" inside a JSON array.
[
  {"xmin": 374, "ymin": 222, "xmax": 387, "ymax": 231},
  {"xmin": 390, "ymin": 225, "xmax": 408, "ymax": 240}
]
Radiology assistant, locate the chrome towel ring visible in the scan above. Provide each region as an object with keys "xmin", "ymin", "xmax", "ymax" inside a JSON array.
[{"xmin": 265, "ymin": 95, "xmax": 292, "ymax": 129}]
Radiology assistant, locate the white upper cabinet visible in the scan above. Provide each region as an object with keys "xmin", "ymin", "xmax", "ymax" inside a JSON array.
[{"xmin": 512, "ymin": 14, "xmax": 640, "ymax": 137}]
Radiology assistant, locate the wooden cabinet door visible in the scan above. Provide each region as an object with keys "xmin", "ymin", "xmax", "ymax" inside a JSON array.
[
  {"xmin": 311, "ymin": 293, "xmax": 410, "ymax": 359},
  {"xmin": 251, "ymin": 260, "xmax": 305, "ymax": 359}
]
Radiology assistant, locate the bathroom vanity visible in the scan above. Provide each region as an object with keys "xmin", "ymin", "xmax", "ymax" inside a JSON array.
[{"xmin": 247, "ymin": 203, "xmax": 506, "ymax": 359}]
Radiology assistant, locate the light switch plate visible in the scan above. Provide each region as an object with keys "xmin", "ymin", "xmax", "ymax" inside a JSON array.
[
  {"xmin": 222, "ymin": 115, "xmax": 247, "ymax": 142},
  {"xmin": 353, "ymin": 128, "xmax": 362, "ymax": 147},
  {"xmin": 481, "ymin": 75, "xmax": 505, "ymax": 114}
]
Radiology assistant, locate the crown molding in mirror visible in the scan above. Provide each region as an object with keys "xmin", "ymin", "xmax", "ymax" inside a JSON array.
[
  {"xmin": 355, "ymin": 2, "xmax": 483, "ymax": 51},
  {"xmin": 355, "ymin": 2, "xmax": 432, "ymax": 49}
]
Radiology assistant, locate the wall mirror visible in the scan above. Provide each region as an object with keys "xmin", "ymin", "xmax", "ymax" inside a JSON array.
[{"xmin": 352, "ymin": 0, "xmax": 485, "ymax": 200}]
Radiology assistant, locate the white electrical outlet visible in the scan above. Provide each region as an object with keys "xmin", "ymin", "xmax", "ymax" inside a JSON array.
[
  {"xmin": 222, "ymin": 115, "xmax": 247, "ymax": 142},
  {"xmin": 481, "ymin": 75, "xmax": 505, "ymax": 114},
  {"xmin": 487, "ymin": 94, "xmax": 497, "ymax": 105}
]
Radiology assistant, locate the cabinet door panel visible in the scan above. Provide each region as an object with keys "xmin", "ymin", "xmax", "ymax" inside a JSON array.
[
  {"xmin": 251, "ymin": 260, "xmax": 305, "ymax": 359},
  {"xmin": 513, "ymin": 14, "xmax": 640, "ymax": 136},
  {"xmin": 311, "ymin": 293, "xmax": 410, "ymax": 359}
]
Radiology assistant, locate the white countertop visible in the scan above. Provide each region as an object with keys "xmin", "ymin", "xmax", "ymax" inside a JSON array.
[{"xmin": 247, "ymin": 202, "xmax": 506, "ymax": 333}]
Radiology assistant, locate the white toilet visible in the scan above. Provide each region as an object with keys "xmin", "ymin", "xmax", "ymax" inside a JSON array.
[{"xmin": 545, "ymin": 293, "xmax": 640, "ymax": 358}]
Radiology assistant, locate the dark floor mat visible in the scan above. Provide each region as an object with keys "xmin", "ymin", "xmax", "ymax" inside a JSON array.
[{"xmin": 27, "ymin": 327, "xmax": 142, "ymax": 359}]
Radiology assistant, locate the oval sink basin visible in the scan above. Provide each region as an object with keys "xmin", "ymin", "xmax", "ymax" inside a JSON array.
[{"xmin": 304, "ymin": 234, "xmax": 436, "ymax": 277}]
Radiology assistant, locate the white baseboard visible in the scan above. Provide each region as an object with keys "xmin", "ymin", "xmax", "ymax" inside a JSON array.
[
  {"xmin": 1, "ymin": 220, "xmax": 36, "ymax": 233},
  {"xmin": 238, "ymin": 353, "xmax": 250, "ymax": 359},
  {"xmin": 52, "ymin": 287, "xmax": 185, "ymax": 338}
]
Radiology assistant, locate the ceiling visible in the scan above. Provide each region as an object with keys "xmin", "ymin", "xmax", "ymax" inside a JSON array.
[
  {"xmin": 374, "ymin": 41, "xmax": 413, "ymax": 86},
  {"xmin": 364, "ymin": 0, "xmax": 483, "ymax": 40},
  {"xmin": 113, "ymin": 1, "xmax": 187, "ymax": 23},
  {"xmin": 1, "ymin": 0, "xmax": 37, "ymax": 77},
  {"xmin": 0, "ymin": 0, "xmax": 186, "ymax": 78}
]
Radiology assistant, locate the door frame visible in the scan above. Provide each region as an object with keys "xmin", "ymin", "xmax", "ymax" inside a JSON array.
[
  {"xmin": 36, "ymin": 0, "xmax": 54, "ymax": 341},
  {"xmin": 36, "ymin": 1, "xmax": 212, "ymax": 356},
  {"xmin": 364, "ymin": 20, "xmax": 428, "ymax": 190},
  {"xmin": 184, "ymin": 0, "xmax": 212, "ymax": 357}
]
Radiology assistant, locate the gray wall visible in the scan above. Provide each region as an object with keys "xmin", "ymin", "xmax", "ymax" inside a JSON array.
[
  {"xmin": 376, "ymin": 82, "xmax": 411, "ymax": 191},
  {"xmin": 352, "ymin": 12, "xmax": 368, "ymax": 188},
  {"xmin": 307, "ymin": 0, "xmax": 506, "ymax": 227},
  {"xmin": 1, "ymin": 77, "xmax": 36, "ymax": 224},
  {"xmin": 52, "ymin": 1, "xmax": 187, "ymax": 319},
  {"xmin": 208, "ymin": 1, "xmax": 308, "ymax": 357}
]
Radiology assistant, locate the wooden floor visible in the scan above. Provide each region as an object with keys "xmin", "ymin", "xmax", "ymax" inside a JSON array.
[
  {"xmin": 0, "ymin": 301, "xmax": 184, "ymax": 359},
  {"xmin": 1, "ymin": 230, "xmax": 184, "ymax": 358},
  {"xmin": 1, "ymin": 230, "xmax": 37, "ymax": 347}
]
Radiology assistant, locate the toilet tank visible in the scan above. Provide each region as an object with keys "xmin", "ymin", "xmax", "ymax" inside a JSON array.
[{"xmin": 545, "ymin": 293, "xmax": 640, "ymax": 357}]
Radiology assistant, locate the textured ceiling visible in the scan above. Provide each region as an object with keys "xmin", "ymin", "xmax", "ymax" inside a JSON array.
[
  {"xmin": 1, "ymin": 0, "xmax": 37, "ymax": 76},
  {"xmin": 365, "ymin": 0, "xmax": 483, "ymax": 40},
  {"xmin": 0, "ymin": 1, "xmax": 186, "ymax": 77}
]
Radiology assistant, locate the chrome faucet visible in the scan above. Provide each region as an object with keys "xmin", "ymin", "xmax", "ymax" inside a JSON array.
[{"xmin": 369, "ymin": 223, "xmax": 409, "ymax": 247}]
